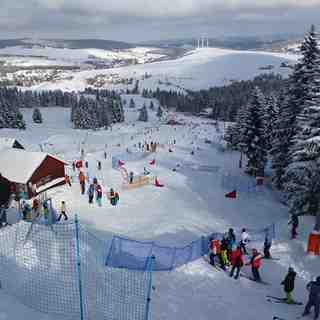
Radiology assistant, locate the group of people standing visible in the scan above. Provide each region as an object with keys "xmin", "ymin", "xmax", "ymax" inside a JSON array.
[{"xmin": 209, "ymin": 228, "xmax": 268, "ymax": 282}]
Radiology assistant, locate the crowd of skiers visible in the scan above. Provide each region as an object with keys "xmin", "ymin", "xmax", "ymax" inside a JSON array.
[
  {"xmin": 208, "ymin": 228, "xmax": 265, "ymax": 281},
  {"xmin": 208, "ymin": 228, "xmax": 320, "ymax": 319}
]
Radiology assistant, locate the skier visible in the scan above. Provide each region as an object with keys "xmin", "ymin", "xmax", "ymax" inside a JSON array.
[
  {"xmin": 220, "ymin": 233, "xmax": 230, "ymax": 267},
  {"xmin": 57, "ymin": 201, "xmax": 68, "ymax": 221},
  {"xmin": 96, "ymin": 184, "xmax": 103, "ymax": 207},
  {"xmin": 88, "ymin": 183, "xmax": 95, "ymax": 204},
  {"xmin": 79, "ymin": 171, "xmax": 86, "ymax": 195},
  {"xmin": 85, "ymin": 161, "xmax": 88, "ymax": 168},
  {"xmin": 246, "ymin": 248, "xmax": 262, "ymax": 282},
  {"xmin": 104, "ymin": 151, "xmax": 107, "ymax": 159},
  {"xmin": 43, "ymin": 201, "xmax": 49, "ymax": 220},
  {"xmin": 227, "ymin": 228, "xmax": 236, "ymax": 260},
  {"xmin": 97, "ymin": 161, "xmax": 102, "ymax": 170},
  {"xmin": 281, "ymin": 267, "xmax": 296, "ymax": 304},
  {"xmin": 240, "ymin": 228, "xmax": 250, "ymax": 255},
  {"xmin": 209, "ymin": 238, "xmax": 220, "ymax": 267},
  {"xmin": 65, "ymin": 175, "xmax": 72, "ymax": 187},
  {"xmin": 302, "ymin": 276, "xmax": 320, "ymax": 319},
  {"xmin": 32, "ymin": 198, "xmax": 40, "ymax": 219},
  {"xmin": 129, "ymin": 172, "xmax": 134, "ymax": 184},
  {"xmin": 72, "ymin": 162, "xmax": 76, "ymax": 171},
  {"xmin": 288, "ymin": 213, "xmax": 299, "ymax": 239},
  {"xmin": 263, "ymin": 236, "xmax": 272, "ymax": 259},
  {"xmin": 229, "ymin": 245, "xmax": 244, "ymax": 279}
]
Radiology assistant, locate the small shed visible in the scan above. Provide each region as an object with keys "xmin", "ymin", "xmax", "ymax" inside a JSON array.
[
  {"xmin": 0, "ymin": 149, "xmax": 66, "ymax": 200},
  {"xmin": 0, "ymin": 137, "xmax": 24, "ymax": 151}
]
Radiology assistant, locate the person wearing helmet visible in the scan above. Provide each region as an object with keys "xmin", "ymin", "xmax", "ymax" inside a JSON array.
[
  {"xmin": 281, "ymin": 267, "xmax": 297, "ymax": 304},
  {"xmin": 220, "ymin": 233, "xmax": 230, "ymax": 267},
  {"xmin": 229, "ymin": 245, "xmax": 244, "ymax": 279},
  {"xmin": 240, "ymin": 228, "xmax": 250, "ymax": 255},
  {"xmin": 302, "ymin": 276, "xmax": 320, "ymax": 319},
  {"xmin": 246, "ymin": 248, "xmax": 262, "ymax": 282}
]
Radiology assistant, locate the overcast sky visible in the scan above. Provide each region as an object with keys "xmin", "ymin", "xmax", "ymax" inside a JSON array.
[{"xmin": 0, "ymin": 0, "xmax": 319, "ymax": 42}]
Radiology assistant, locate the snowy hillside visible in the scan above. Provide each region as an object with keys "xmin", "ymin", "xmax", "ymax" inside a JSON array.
[
  {"xmin": 32, "ymin": 48, "xmax": 298, "ymax": 92},
  {"xmin": 0, "ymin": 104, "xmax": 319, "ymax": 320},
  {"xmin": 0, "ymin": 45, "xmax": 166, "ymax": 69}
]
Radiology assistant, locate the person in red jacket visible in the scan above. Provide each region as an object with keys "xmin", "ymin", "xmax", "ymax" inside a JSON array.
[
  {"xmin": 229, "ymin": 245, "xmax": 244, "ymax": 279},
  {"xmin": 246, "ymin": 248, "xmax": 262, "ymax": 282}
]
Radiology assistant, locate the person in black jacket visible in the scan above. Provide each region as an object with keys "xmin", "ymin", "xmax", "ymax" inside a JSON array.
[
  {"xmin": 281, "ymin": 267, "xmax": 296, "ymax": 304},
  {"xmin": 288, "ymin": 214, "xmax": 299, "ymax": 239},
  {"xmin": 302, "ymin": 276, "xmax": 320, "ymax": 319}
]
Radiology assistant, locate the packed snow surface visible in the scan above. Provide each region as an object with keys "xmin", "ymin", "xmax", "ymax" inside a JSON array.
[{"xmin": 0, "ymin": 102, "xmax": 319, "ymax": 320}]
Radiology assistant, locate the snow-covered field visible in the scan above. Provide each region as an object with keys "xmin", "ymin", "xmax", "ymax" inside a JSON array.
[
  {"xmin": 0, "ymin": 45, "xmax": 165, "ymax": 67},
  {"xmin": 31, "ymin": 47, "xmax": 298, "ymax": 92},
  {"xmin": 0, "ymin": 101, "xmax": 319, "ymax": 320}
]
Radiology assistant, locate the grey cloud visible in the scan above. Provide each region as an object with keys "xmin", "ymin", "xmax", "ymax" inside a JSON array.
[{"xmin": 0, "ymin": 0, "xmax": 319, "ymax": 41}]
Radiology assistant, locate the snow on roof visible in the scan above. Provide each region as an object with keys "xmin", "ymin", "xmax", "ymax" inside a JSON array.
[
  {"xmin": 0, "ymin": 137, "xmax": 18, "ymax": 151},
  {"xmin": 0, "ymin": 149, "xmax": 47, "ymax": 184}
]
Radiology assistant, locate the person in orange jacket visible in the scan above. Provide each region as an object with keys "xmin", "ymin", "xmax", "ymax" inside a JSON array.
[
  {"xmin": 246, "ymin": 248, "xmax": 262, "ymax": 282},
  {"xmin": 229, "ymin": 245, "xmax": 244, "ymax": 279},
  {"xmin": 79, "ymin": 171, "xmax": 86, "ymax": 194}
]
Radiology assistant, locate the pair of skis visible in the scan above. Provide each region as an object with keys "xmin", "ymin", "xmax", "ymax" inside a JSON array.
[{"xmin": 267, "ymin": 295, "xmax": 303, "ymax": 305}]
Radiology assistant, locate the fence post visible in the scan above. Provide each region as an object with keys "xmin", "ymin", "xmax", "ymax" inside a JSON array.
[
  {"xmin": 144, "ymin": 255, "xmax": 155, "ymax": 320},
  {"xmin": 75, "ymin": 215, "xmax": 85, "ymax": 320}
]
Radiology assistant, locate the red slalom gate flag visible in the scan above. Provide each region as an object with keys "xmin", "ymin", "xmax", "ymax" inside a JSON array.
[{"xmin": 225, "ymin": 190, "xmax": 237, "ymax": 199}]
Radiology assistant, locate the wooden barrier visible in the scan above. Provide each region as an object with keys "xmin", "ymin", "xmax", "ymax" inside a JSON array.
[{"xmin": 122, "ymin": 175, "xmax": 153, "ymax": 190}]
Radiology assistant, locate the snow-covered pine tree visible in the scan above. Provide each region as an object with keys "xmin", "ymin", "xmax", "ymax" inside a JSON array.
[
  {"xmin": 270, "ymin": 91, "xmax": 293, "ymax": 190},
  {"xmin": 284, "ymin": 25, "xmax": 320, "ymax": 216},
  {"xmin": 138, "ymin": 105, "xmax": 148, "ymax": 122},
  {"xmin": 0, "ymin": 97, "xmax": 26, "ymax": 129},
  {"xmin": 111, "ymin": 98, "xmax": 125, "ymax": 123},
  {"xmin": 129, "ymin": 98, "xmax": 135, "ymax": 108},
  {"xmin": 264, "ymin": 94, "xmax": 278, "ymax": 152},
  {"xmin": 156, "ymin": 106, "xmax": 163, "ymax": 119},
  {"xmin": 32, "ymin": 108, "xmax": 43, "ymax": 123},
  {"xmin": 73, "ymin": 96, "xmax": 98, "ymax": 129},
  {"xmin": 240, "ymin": 87, "xmax": 268, "ymax": 176}
]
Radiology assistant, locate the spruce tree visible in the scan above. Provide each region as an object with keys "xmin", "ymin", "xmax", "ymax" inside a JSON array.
[
  {"xmin": 138, "ymin": 105, "xmax": 148, "ymax": 122},
  {"xmin": 240, "ymin": 87, "xmax": 268, "ymax": 176},
  {"xmin": 156, "ymin": 106, "xmax": 163, "ymax": 119},
  {"xmin": 33, "ymin": 108, "xmax": 43, "ymax": 124},
  {"xmin": 129, "ymin": 98, "xmax": 135, "ymax": 108},
  {"xmin": 284, "ymin": 25, "xmax": 320, "ymax": 216}
]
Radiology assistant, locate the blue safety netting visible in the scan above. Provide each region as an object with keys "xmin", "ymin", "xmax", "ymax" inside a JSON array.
[
  {"xmin": 106, "ymin": 224, "xmax": 276, "ymax": 271},
  {"xmin": 0, "ymin": 221, "xmax": 153, "ymax": 320}
]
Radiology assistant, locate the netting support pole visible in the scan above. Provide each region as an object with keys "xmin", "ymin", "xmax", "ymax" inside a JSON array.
[
  {"xmin": 144, "ymin": 255, "xmax": 155, "ymax": 320},
  {"xmin": 75, "ymin": 215, "xmax": 85, "ymax": 320}
]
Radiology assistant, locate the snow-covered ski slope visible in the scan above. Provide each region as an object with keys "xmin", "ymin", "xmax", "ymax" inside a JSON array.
[
  {"xmin": 31, "ymin": 47, "xmax": 298, "ymax": 92},
  {"xmin": 0, "ymin": 101, "xmax": 319, "ymax": 320}
]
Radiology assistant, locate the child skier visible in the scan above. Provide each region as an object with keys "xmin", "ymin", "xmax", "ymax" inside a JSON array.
[
  {"xmin": 96, "ymin": 184, "xmax": 102, "ymax": 207},
  {"xmin": 288, "ymin": 214, "xmax": 299, "ymax": 239},
  {"xmin": 281, "ymin": 267, "xmax": 296, "ymax": 304},
  {"xmin": 88, "ymin": 184, "xmax": 95, "ymax": 204},
  {"xmin": 246, "ymin": 248, "xmax": 262, "ymax": 282},
  {"xmin": 79, "ymin": 171, "xmax": 86, "ymax": 195},
  {"xmin": 263, "ymin": 236, "xmax": 272, "ymax": 259},
  {"xmin": 129, "ymin": 172, "xmax": 134, "ymax": 184},
  {"xmin": 209, "ymin": 238, "xmax": 220, "ymax": 267},
  {"xmin": 220, "ymin": 233, "xmax": 230, "ymax": 267},
  {"xmin": 57, "ymin": 201, "xmax": 68, "ymax": 221},
  {"xmin": 229, "ymin": 245, "xmax": 244, "ymax": 279},
  {"xmin": 302, "ymin": 276, "xmax": 320, "ymax": 319},
  {"xmin": 240, "ymin": 228, "xmax": 250, "ymax": 255}
]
